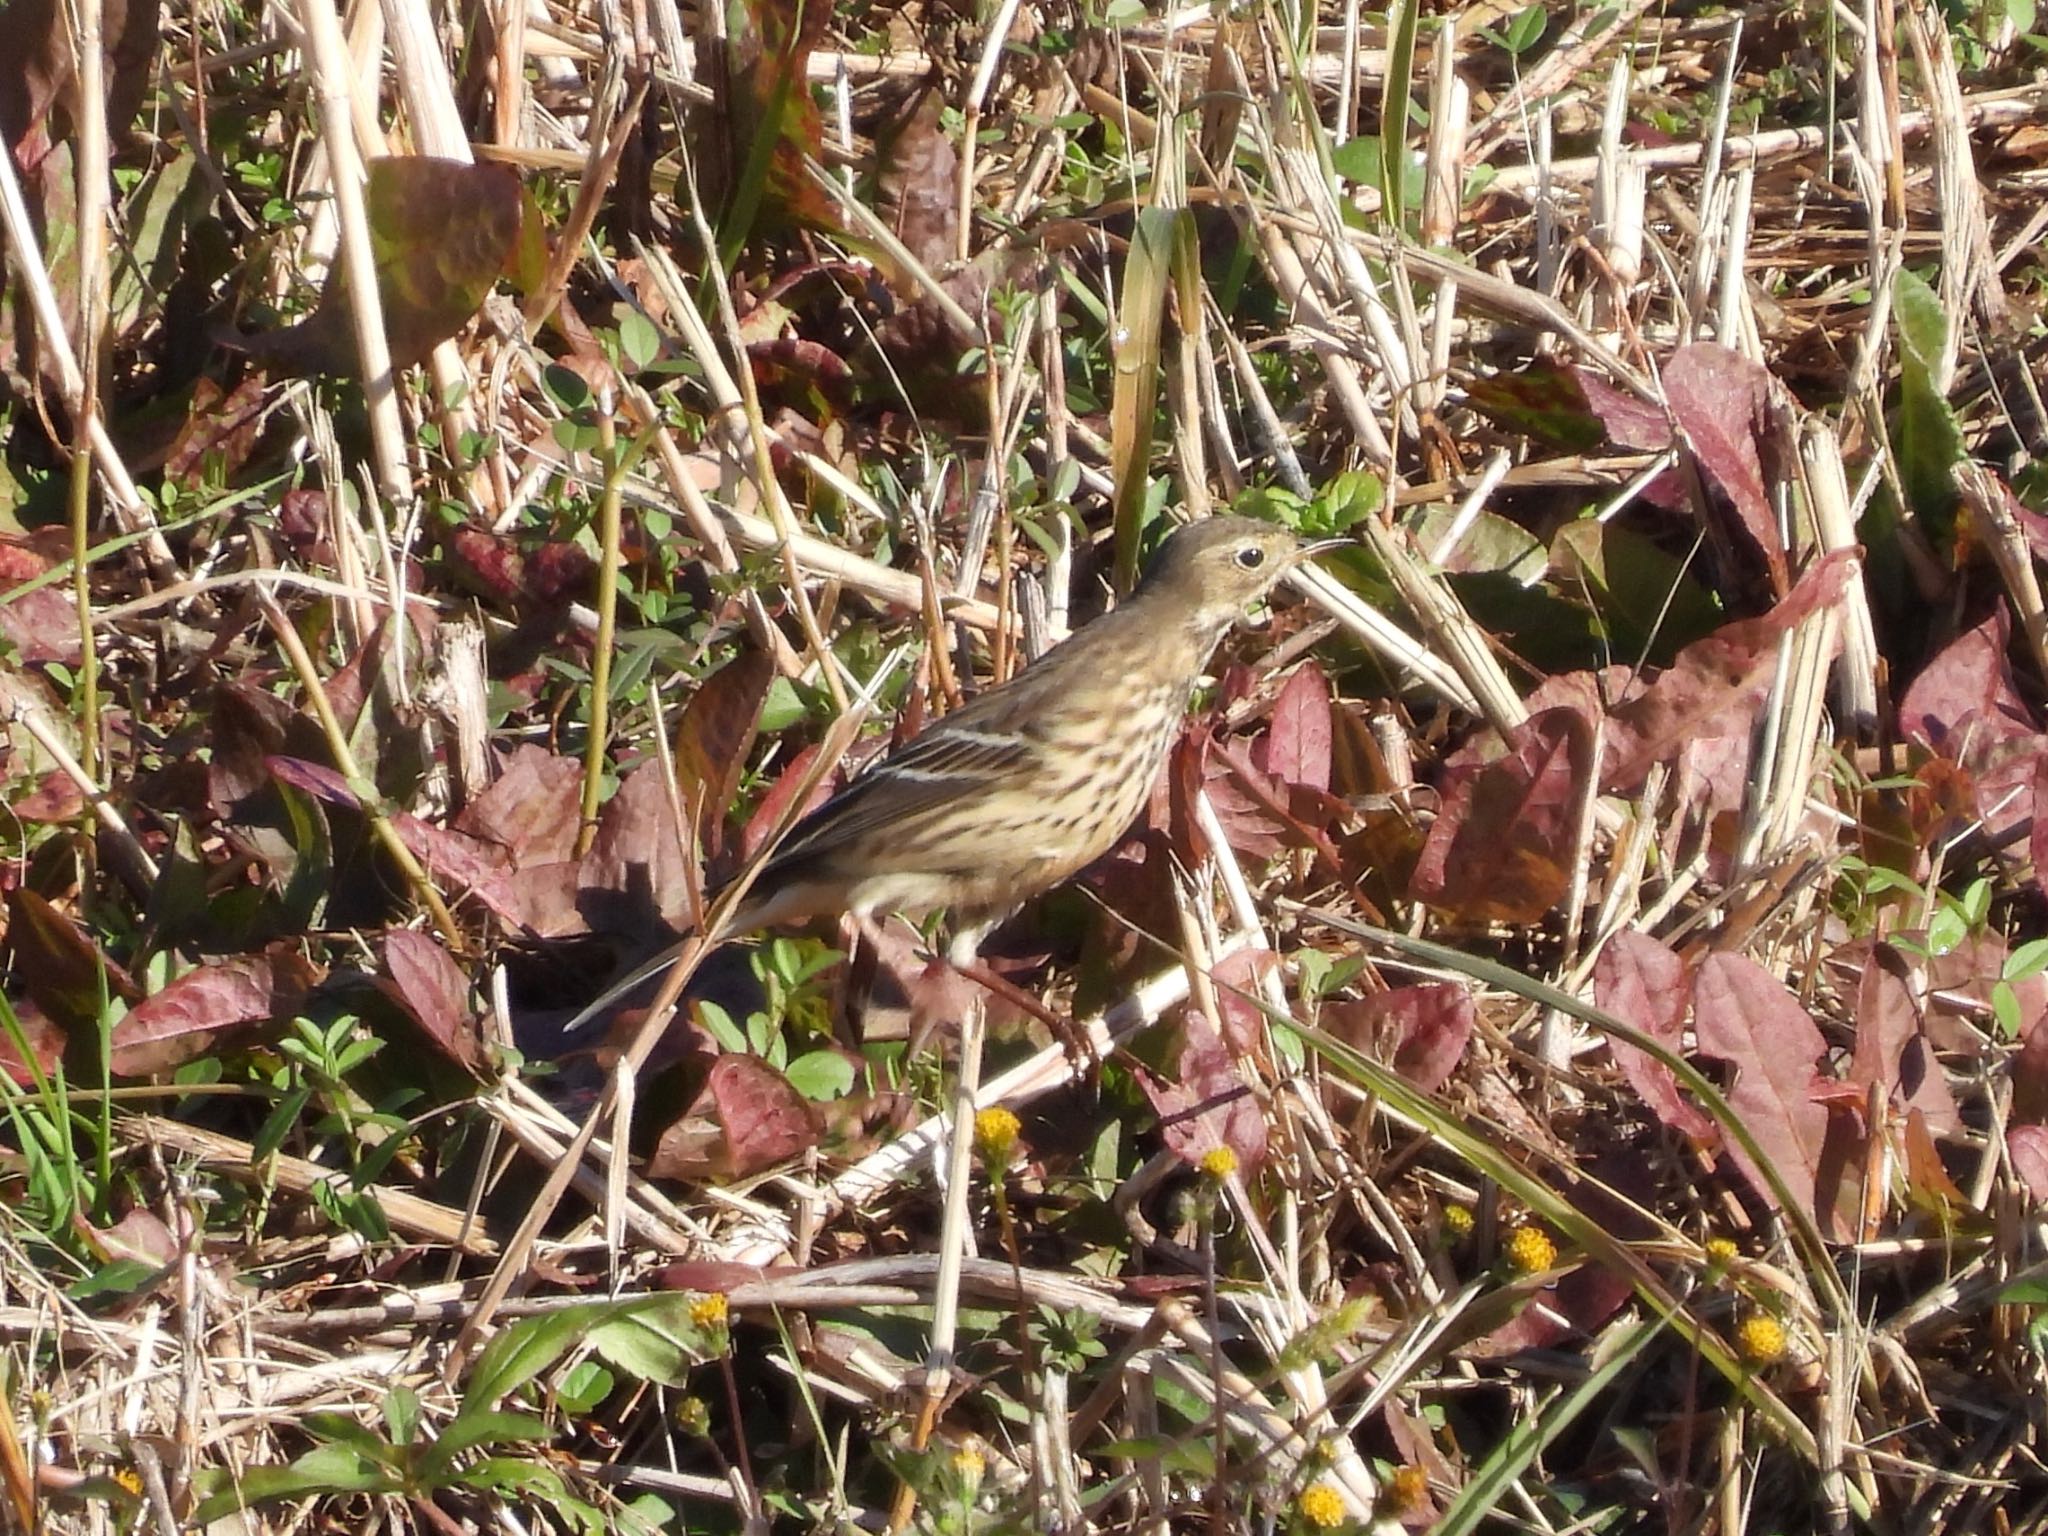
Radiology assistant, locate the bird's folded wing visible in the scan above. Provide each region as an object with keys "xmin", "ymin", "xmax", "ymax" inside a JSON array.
[{"xmin": 763, "ymin": 722, "xmax": 1041, "ymax": 866}]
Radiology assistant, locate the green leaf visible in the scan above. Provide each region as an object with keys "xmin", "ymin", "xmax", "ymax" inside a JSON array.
[
  {"xmin": 1892, "ymin": 267, "xmax": 1965, "ymax": 522},
  {"xmin": 589, "ymin": 1294, "xmax": 712, "ymax": 1388},
  {"xmin": 557, "ymin": 1360, "xmax": 615, "ymax": 1415},
  {"xmin": 413, "ymin": 1410, "xmax": 553, "ymax": 1484},
  {"xmin": 785, "ymin": 1048, "xmax": 856, "ymax": 1101},
  {"xmin": 188, "ymin": 1445, "xmax": 395, "ymax": 1523},
  {"xmin": 382, "ymin": 1386, "xmax": 421, "ymax": 1448},
  {"xmin": 465, "ymin": 1305, "xmax": 601, "ymax": 1410}
]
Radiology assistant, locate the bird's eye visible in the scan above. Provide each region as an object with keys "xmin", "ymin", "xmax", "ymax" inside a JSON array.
[{"xmin": 1234, "ymin": 546, "xmax": 1267, "ymax": 570}]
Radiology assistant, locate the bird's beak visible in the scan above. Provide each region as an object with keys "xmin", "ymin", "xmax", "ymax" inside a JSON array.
[{"xmin": 1290, "ymin": 537, "xmax": 1352, "ymax": 565}]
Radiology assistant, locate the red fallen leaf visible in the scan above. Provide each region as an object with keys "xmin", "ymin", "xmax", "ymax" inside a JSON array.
[
  {"xmin": 581, "ymin": 763, "xmax": 694, "ymax": 939},
  {"xmin": 1255, "ymin": 663, "xmax": 1333, "ymax": 793},
  {"xmin": 1136, "ymin": 1015, "xmax": 1266, "ymax": 1172},
  {"xmin": 675, "ymin": 651, "xmax": 776, "ymax": 869},
  {"xmin": 1209, "ymin": 947, "xmax": 1282, "ymax": 1055},
  {"xmin": 1205, "ymin": 738, "xmax": 1346, "ymax": 869},
  {"xmin": 1322, "ymin": 983, "xmax": 1474, "ymax": 1095},
  {"xmin": 1849, "ymin": 943, "xmax": 1961, "ymax": 1135},
  {"xmin": 446, "ymin": 525, "xmax": 596, "ymax": 613},
  {"xmin": 1412, "ymin": 706, "xmax": 1591, "ymax": 924},
  {"xmin": 0, "ymin": 999, "xmax": 66, "ymax": 1084},
  {"xmin": 77, "ymin": 1206, "xmax": 178, "ymax": 1273},
  {"xmin": 110, "ymin": 950, "xmax": 316, "ymax": 1076},
  {"xmin": 453, "ymin": 745, "xmax": 582, "ymax": 866},
  {"xmin": 1899, "ymin": 605, "xmax": 2036, "ymax": 755},
  {"xmin": 653, "ymin": 1259, "xmax": 790, "ymax": 1293},
  {"xmin": 1663, "ymin": 343, "xmax": 1785, "ymax": 589},
  {"xmin": 1592, "ymin": 930, "xmax": 1715, "ymax": 1139},
  {"xmin": 1693, "ymin": 952, "xmax": 1857, "ymax": 1239},
  {"xmin": 2012, "ymin": 1016, "xmax": 2048, "ymax": 1125},
  {"xmin": 0, "ymin": 567, "xmax": 82, "ymax": 663},
  {"xmin": 738, "ymin": 742, "xmax": 840, "ymax": 863},
  {"xmin": 275, "ymin": 487, "xmax": 335, "ymax": 563},
  {"xmin": 1574, "ymin": 365, "xmax": 1672, "ymax": 453},
  {"xmin": 10, "ymin": 770, "xmax": 83, "ymax": 823},
  {"xmin": 2008, "ymin": 1124, "xmax": 2048, "ymax": 1200},
  {"xmin": 265, "ymin": 755, "xmax": 356, "ymax": 807},
  {"xmin": 0, "ymin": 0, "xmax": 157, "ymax": 175},
  {"xmin": 649, "ymin": 1054, "xmax": 820, "ymax": 1181},
  {"xmin": 8, "ymin": 888, "xmax": 140, "ymax": 1037},
  {"xmin": 164, "ymin": 373, "xmax": 268, "ymax": 489},
  {"xmin": 379, "ymin": 930, "xmax": 483, "ymax": 1075},
  {"xmin": 1604, "ymin": 549, "xmax": 1857, "ymax": 791}
]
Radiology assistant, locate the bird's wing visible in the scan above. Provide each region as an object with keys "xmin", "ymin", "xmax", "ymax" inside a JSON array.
[{"xmin": 761, "ymin": 714, "xmax": 1042, "ymax": 870}]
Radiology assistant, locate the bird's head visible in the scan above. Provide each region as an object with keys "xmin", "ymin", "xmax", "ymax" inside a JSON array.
[{"xmin": 1138, "ymin": 516, "xmax": 1335, "ymax": 638}]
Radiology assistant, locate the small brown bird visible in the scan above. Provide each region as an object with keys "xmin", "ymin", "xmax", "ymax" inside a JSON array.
[{"xmin": 730, "ymin": 516, "xmax": 1319, "ymax": 960}]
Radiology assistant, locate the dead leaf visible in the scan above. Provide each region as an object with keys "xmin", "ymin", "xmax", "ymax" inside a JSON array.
[
  {"xmin": 1592, "ymin": 930, "xmax": 1715, "ymax": 1139},
  {"xmin": 1412, "ymin": 706, "xmax": 1591, "ymax": 924},
  {"xmin": 1692, "ymin": 952, "xmax": 1856, "ymax": 1240},
  {"xmin": 379, "ymin": 930, "xmax": 484, "ymax": 1075}
]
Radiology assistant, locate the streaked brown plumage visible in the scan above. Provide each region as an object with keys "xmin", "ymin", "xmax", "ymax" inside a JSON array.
[{"xmin": 731, "ymin": 516, "xmax": 1315, "ymax": 957}]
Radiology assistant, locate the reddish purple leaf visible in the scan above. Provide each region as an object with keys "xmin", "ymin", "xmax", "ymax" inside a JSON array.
[
  {"xmin": 1255, "ymin": 663, "xmax": 1333, "ymax": 793},
  {"xmin": 379, "ymin": 930, "xmax": 483, "ymax": 1075},
  {"xmin": 265, "ymin": 755, "xmax": 356, "ymax": 807},
  {"xmin": 111, "ymin": 951, "xmax": 315, "ymax": 1076},
  {"xmin": 1412, "ymin": 706, "xmax": 1591, "ymax": 924},
  {"xmin": 1899, "ymin": 606, "xmax": 2036, "ymax": 755},
  {"xmin": 1663, "ymin": 343, "xmax": 1784, "ymax": 587},
  {"xmin": 1209, "ymin": 946, "xmax": 1282, "ymax": 1055},
  {"xmin": 1593, "ymin": 930, "xmax": 1714, "ymax": 1139},
  {"xmin": 581, "ymin": 763, "xmax": 694, "ymax": 938},
  {"xmin": 1138, "ymin": 1016, "xmax": 1266, "ymax": 1172},
  {"xmin": 8, "ymin": 888, "xmax": 140, "ymax": 1036},
  {"xmin": 1693, "ymin": 952, "xmax": 1856, "ymax": 1239},
  {"xmin": 651, "ymin": 1055, "xmax": 819, "ymax": 1181},
  {"xmin": 1849, "ymin": 943, "xmax": 1960, "ymax": 1136},
  {"xmin": 1604, "ymin": 549, "xmax": 1856, "ymax": 790}
]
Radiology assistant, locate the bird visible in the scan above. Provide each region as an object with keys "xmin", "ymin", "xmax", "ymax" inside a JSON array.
[{"xmin": 724, "ymin": 515, "xmax": 1323, "ymax": 962}]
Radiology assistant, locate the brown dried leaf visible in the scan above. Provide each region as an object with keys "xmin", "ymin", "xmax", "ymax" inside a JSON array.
[
  {"xmin": 675, "ymin": 651, "xmax": 776, "ymax": 867},
  {"xmin": 454, "ymin": 746, "xmax": 583, "ymax": 867}
]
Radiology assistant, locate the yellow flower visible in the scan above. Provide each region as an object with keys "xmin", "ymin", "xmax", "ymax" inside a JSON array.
[
  {"xmin": 1297, "ymin": 1481, "xmax": 1346, "ymax": 1528},
  {"xmin": 689, "ymin": 1292, "xmax": 729, "ymax": 1329},
  {"xmin": 1504, "ymin": 1224, "xmax": 1557, "ymax": 1275},
  {"xmin": 1377, "ymin": 1463, "xmax": 1428, "ymax": 1515},
  {"xmin": 1703, "ymin": 1236, "xmax": 1739, "ymax": 1271},
  {"xmin": 1199, "ymin": 1145, "xmax": 1238, "ymax": 1180},
  {"xmin": 974, "ymin": 1107, "xmax": 1021, "ymax": 1164},
  {"xmin": 1440, "ymin": 1203, "xmax": 1475, "ymax": 1239},
  {"xmin": 1736, "ymin": 1313, "xmax": 1787, "ymax": 1366},
  {"xmin": 952, "ymin": 1440, "xmax": 986, "ymax": 1492}
]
